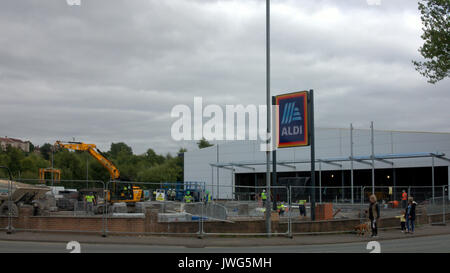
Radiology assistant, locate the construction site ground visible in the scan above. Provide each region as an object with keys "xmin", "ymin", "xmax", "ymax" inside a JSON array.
[{"xmin": 0, "ymin": 224, "xmax": 449, "ymax": 248}]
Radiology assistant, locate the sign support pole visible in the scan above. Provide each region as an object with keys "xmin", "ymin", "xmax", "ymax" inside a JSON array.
[
  {"xmin": 309, "ymin": 89, "xmax": 316, "ymax": 221},
  {"xmin": 272, "ymin": 96, "xmax": 277, "ymax": 212}
]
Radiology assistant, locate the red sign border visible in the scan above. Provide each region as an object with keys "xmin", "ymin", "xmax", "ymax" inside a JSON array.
[{"xmin": 275, "ymin": 91, "xmax": 309, "ymax": 148}]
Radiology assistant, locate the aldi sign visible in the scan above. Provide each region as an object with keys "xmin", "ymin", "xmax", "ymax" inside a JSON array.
[{"xmin": 275, "ymin": 91, "xmax": 309, "ymax": 148}]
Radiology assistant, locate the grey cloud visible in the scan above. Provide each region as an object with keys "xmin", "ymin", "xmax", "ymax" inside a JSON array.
[{"xmin": 0, "ymin": 0, "xmax": 448, "ymax": 154}]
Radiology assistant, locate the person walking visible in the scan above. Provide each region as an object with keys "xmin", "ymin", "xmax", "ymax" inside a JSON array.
[
  {"xmin": 368, "ymin": 194, "xmax": 380, "ymax": 238},
  {"xmin": 405, "ymin": 197, "xmax": 417, "ymax": 234}
]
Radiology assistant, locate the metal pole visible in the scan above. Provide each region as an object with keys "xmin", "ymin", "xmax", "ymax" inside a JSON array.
[
  {"xmin": 319, "ymin": 161, "xmax": 322, "ymax": 203},
  {"xmin": 309, "ymin": 89, "xmax": 316, "ymax": 221},
  {"xmin": 272, "ymin": 96, "xmax": 277, "ymax": 212},
  {"xmin": 350, "ymin": 123, "xmax": 354, "ymax": 204},
  {"xmin": 371, "ymin": 121, "xmax": 375, "ymax": 194},
  {"xmin": 51, "ymin": 146, "xmax": 54, "ymax": 187},
  {"xmin": 0, "ymin": 166, "xmax": 13, "ymax": 234},
  {"xmin": 443, "ymin": 185, "xmax": 446, "ymax": 225},
  {"xmin": 288, "ymin": 186, "xmax": 292, "ymax": 238},
  {"xmin": 432, "ymin": 155, "xmax": 435, "ymax": 203},
  {"xmin": 360, "ymin": 186, "xmax": 364, "ymax": 224},
  {"xmin": 232, "ymin": 168, "xmax": 235, "ymax": 200},
  {"xmin": 216, "ymin": 145, "xmax": 219, "ymax": 200},
  {"xmin": 86, "ymin": 155, "xmax": 89, "ymax": 188},
  {"xmin": 211, "ymin": 166, "xmax": 214, "ymax": 199},
  {"xmin": 265, "ymin": 0, "xmax": 272, "ymax": 236}
]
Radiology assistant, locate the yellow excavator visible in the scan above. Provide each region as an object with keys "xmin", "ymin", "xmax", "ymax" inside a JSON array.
[{"xmin": 54, "ymin": 141, "xmax": 143, "ymax": 204}]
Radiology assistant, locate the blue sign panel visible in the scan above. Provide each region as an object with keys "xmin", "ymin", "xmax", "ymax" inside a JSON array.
[{"xmin": 276, "ymin": 91, "xmax": 309, "ymax": 148}]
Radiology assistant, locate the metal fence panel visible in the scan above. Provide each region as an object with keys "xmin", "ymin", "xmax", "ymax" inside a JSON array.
[
  {"xmin": 0, "ymin": 178, "xmax": 106, "ymax": 234},
  {"xmin": 1, "ymin": 177, "xmax": 448, "ymax": 237},
  {"xmin": 104, "ymin": 181, "xmax": 202, "ymax": 236}
]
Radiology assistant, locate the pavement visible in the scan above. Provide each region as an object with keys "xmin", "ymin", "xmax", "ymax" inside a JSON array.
[
  {"xmin": 0, "ymin": 224, "xmax": 449, "ymax": 248},
  {"xmin": 2, "ymin": 234, "xmax": 450, "ymax": 252}
]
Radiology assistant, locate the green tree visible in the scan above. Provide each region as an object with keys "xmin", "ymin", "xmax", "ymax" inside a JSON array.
[
  {"xmin": 413, "ymin": 0, "xmax": 450, "ymax": 83},
  {"xmin": 109, "ymin": 142, "xmax": 133, "ymax": 158},
  {"xmin": 5, "ymin": 146, "xmax": 25, "ymax": 177},
  {"xmin": 143, "ymin": 148, "xmax": 165, "ymax": 166},
  {"xmin": 40, "ymin": 143, "xmax": 53, "ymax": 161},
  {"xmin": 197, "ymin": 138, "xmax": 213, "ymax": 149},
  {"xmin": 54, "ymin": 150, "xmax": 83, "ymax": 180}
]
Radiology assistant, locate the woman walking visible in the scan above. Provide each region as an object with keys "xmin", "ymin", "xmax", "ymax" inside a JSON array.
[
  {"xmin": 406, "ymin": 197, "xmax": 417, "ymax": 234},
  {"xmin": 368, "ymin": 194, "xmax": 380, "ymax": 238}
]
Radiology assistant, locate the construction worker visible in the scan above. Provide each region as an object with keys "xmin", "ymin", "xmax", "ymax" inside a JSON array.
[
  {"xmin": 121, "ymin": 185, "xmax": 128, "ymax": 200},
  {"xmin": 261, "ymin": 190, "xmax": 267, "ymax": 207},
  {"xmin": 401, "ymin": 190, "xmax": 408, "ymax": 209},
  {"xmin": 205, "ymin": 190, "xmax": 212, "ymax": 204},
  {"xmin": 170, "ymin": 189, "xmax": 177, "ymax": 201},
  {"xmin": 85, "ymin": 192, "xmax": 95, "ymax": 214},
  {"xmin": 277, "ymin": 202, "xmax": 286, "ymax": 216},
  {"xmin": 184, "ymin": 191, "xmax": 193, "ymax": 203},
  {"xmin": 298, "ymin": 199, "xmax": 307, "ymax": 217}
]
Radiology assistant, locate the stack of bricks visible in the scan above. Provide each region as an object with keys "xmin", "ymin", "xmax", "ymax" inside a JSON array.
[{"xmin": 315, "ymin": 203, "xmax": 333, "ymax": 220}]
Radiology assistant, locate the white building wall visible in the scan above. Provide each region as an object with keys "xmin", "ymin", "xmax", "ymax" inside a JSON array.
[{"xmin": 184, "ymin": 128, "xmax": 450, "ymax": 199}]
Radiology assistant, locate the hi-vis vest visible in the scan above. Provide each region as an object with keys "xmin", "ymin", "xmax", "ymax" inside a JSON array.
[
  {"xmin": 298, "ymin": 200, "xmax": 306, "ymax": 205},
  {"xmin": 184, "ymin": 195, "xmax": 193, "ymax": 203},
  {"xmin": 261, "ymin": 192, "xmax": 267, "ymax": 200},
  {"xmin": 206, "ymin": 194, "xmax": 212, "ymax": 201},
  {"xmin": 85, "ymin": 195, "xmax": 95, "ymax": 203},
  {"xmin": 402, "ymin": 192, "xmax": 408, "ymax": 200}
]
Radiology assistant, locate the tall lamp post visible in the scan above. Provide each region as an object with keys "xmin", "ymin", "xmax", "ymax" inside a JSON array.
[{"xmin": 264, "ymin": 0, "xmax": 272, "ymax": 236}]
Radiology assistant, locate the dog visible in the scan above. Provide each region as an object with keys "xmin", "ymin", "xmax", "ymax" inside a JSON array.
[{"xmin": 354, "ymin": 221, "xmax": 370, "ymax": 236}]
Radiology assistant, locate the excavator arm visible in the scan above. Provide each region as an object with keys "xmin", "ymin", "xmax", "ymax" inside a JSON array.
[{"xmin": 54, "ymin": 141, "xmax": 120, "ymax": 180}]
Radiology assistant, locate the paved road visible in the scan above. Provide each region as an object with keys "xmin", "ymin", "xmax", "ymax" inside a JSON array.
[{"xmin": 0, "ymin": 234, "xmax": 449, "ymax": 253}]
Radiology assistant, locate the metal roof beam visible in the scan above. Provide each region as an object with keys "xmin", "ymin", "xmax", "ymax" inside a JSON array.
[
  {"xmin": 433, "ymin": 154, "xmax": 450, "ymax": 163},
  {"xmin": 319, "ymin": 160, "xmax": 342, "ymax": 168},
  {"xmin": 374, "ymin": 157, "xmax": 394, "ymax": 166},
  {"xmin": 277, "ymin": 163, "xmax": 296, "ymax": 169},
  {"xmin": 234, "ymin": 164, "xmax": 256, "ymax": 171},
  {"xmin": 353, "ymin": 158, "xmax": 373, "ymax": 167}
]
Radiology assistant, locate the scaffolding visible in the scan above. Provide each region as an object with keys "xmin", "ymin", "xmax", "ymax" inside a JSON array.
[{"xmin": 210, "ymin": 151, "xmax": 450, "ymax": 203}]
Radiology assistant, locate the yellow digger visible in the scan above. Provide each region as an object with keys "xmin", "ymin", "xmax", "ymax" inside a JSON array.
[{"xmin": 54, "ymin": 141, "xmax": 143, "ymax": 205}]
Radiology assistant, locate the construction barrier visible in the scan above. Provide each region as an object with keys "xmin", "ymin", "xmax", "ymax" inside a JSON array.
[{"xmin": 0, "ymin": 178, "xmax": 448, "ymax": 237}]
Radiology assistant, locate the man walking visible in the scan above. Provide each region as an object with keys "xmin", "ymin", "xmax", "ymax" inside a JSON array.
[{"xmin": 368, "ymin": 194, "xmax": 380, "ymax": 238}]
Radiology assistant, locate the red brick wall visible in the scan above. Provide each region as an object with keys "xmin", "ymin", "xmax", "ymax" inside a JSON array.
[{"xmin": 0, "ymin": 207, "xmax": 446, "ymax": 236}]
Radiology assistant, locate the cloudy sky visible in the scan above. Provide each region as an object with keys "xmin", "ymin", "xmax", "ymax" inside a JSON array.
[{"xmin": 0, "ymin": 0, "xmax": 448, "ymax": 155}]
